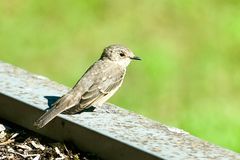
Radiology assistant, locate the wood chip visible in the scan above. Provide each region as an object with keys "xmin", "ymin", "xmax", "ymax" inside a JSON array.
[
  {"xmin": 0, "ymin": 138, "xmax": 14, "ymax": 146},
  {"xmin": 32, "ymin": 154, "xmax": 40, "ymax": 160},
  {"xmin": 16, "ymin": 144, "xmax": 32, "ymax": 151},
  {"xmin": 30, "ymin": 141, "xmax": 45, "ymax": 151},
  {"xmin": 0, "ymin": 131, "xmax": 7, "ymax": 141},
  {"xmin": 10, "ymin": 133, "xmax": 19, "ymax": 139},
  {"xmin": 0, "ymin": 124, "xmax": 6, "ymax": 132},
  {"xmin": 55, "ymin": 147, "xmax": 66, "ymax": 160}
]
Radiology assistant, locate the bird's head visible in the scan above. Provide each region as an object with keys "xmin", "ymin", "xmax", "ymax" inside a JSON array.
[{"xmin": 101, "ymin": 44, "xmax": 141, "ymax": 67}]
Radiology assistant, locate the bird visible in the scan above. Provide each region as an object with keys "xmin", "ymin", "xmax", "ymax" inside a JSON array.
[{"xmin": 34, "ymin": 44, "xmax": 141, "ymax": 128}]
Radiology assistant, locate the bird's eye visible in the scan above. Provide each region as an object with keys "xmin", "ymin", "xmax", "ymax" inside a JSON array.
[{"xmin": 120, "ymin": 52, "xmax": 125, "ymax": 57}]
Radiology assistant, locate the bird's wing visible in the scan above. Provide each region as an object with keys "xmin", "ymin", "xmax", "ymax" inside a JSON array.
[
  {"xmin": 81, "ymin": 76, "xmax": 123, "ymax": 105},
  {"xmin": 64, "ymin": 65, "xmax": 125, "ymax": 114}
]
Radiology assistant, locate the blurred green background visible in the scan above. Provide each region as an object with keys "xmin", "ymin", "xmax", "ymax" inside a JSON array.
[{"xmin": 1, "ymin": 0, "xmax": 240, "ymax": 152}]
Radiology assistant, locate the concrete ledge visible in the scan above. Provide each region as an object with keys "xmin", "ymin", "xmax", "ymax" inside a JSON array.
[{"xmin": 0, "ymin": 61, "xmax": 239, "ymax": 160}]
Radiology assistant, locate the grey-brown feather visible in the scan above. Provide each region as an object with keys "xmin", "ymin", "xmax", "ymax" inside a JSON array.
[
  {"xmin": 64, "ymin": 59, "xmax": 125, "ymax": 114},
  {"xmin": 34, "ymin": 59, "xmax": 125, "ymax": 128}
]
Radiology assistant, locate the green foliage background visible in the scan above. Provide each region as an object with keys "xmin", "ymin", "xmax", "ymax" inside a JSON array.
[{"xmin": 1, "ymin": 0, "xmax": 240, "ymax": 152}]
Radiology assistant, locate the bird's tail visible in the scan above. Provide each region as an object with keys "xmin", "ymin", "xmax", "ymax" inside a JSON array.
[
  {"xmin": 34, "ymin": 94, "xmax": 75, "ymax": 128},
  {"xmin": 33, "ymin": 106, "xmax": 64, "ymax": 129}
]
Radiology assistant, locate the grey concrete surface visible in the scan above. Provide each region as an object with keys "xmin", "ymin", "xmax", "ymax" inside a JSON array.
[{"xmin": 0, "ymin": 61, "xmax": 239, "ymax": 160}]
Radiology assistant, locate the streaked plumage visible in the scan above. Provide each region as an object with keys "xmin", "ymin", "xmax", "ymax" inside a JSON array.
[{"xmin": 34, "ymin": 44, "xmax": 141, "ymax": 128}]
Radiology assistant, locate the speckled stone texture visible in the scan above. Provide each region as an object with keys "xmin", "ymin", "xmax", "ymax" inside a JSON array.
[{"xmin": 0, "ymin": 61, "xmax": 239, "ymax": 160}]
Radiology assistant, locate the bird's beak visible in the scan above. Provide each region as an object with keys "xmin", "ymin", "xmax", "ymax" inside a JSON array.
[{"xmin": 130, "ymin": 56, "xmax": 142, "ymax": 61}]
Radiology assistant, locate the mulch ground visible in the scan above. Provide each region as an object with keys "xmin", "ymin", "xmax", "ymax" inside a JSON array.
[{"xmin": 0, "ymin": 120, "xmax": 102, "ymax": 160}]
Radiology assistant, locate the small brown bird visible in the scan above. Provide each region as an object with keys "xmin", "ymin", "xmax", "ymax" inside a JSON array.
[{"xmin": 34, "ymin": 44, "xmax": 141, "ymax": 128}]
